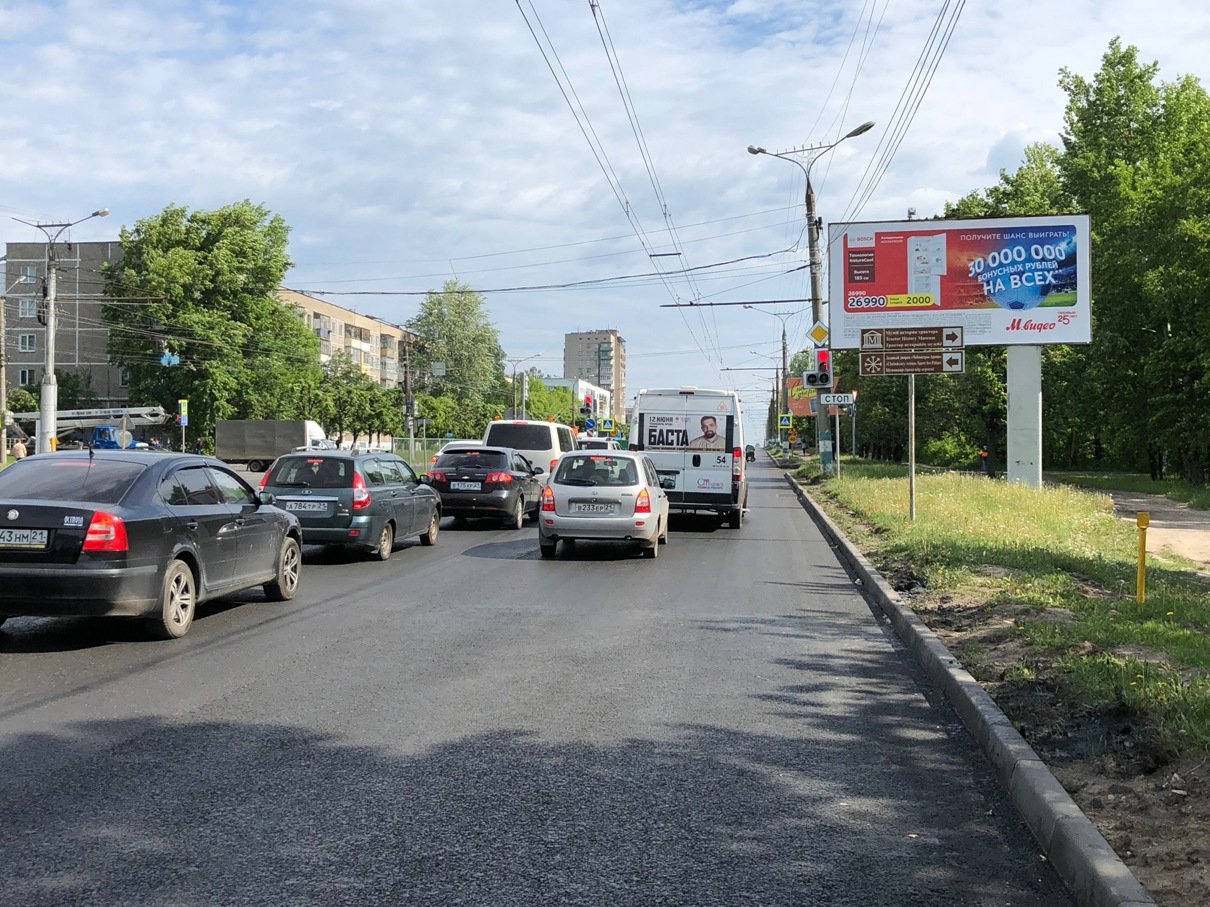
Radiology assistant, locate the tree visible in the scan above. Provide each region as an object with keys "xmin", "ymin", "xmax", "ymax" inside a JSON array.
[
  {"xmin": 406, "ymin": 281, "xmax": 506, "ymax": 411},
  {"xmin": 102, "ymin": 201, "xmax": 323, "ymax": 449},
  {"xmin": 6, "ymin": 387, "xmax": 38, "ymax": 415},
  {"xmin": 323, "ymin": 354, "xmax": 378, "ymax": 446},
  {"xmin": 521, "ymin": 372, "xmax": 574, "ymax": 423},
  {"xmin": 54, "ymin": 370, "xmax": 100, "ymax": 410},
  {"xmin": 1058, "ymin": 40, "xmax": 1210, "ymax": 480}
]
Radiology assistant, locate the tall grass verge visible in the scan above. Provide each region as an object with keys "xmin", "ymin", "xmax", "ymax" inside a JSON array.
[{"xmin": 809, "ymin": 463, "xmax": 1210, "ymax": 754}]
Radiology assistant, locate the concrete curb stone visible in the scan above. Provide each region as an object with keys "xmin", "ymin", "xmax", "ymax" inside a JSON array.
[{"xmin": 783, "ymin": 472, "xmax": 1156, "ymax": 907}]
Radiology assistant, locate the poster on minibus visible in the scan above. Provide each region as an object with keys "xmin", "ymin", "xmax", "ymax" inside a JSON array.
[
  {"xmin": 642, "ymin": 413, "xmax": 728, "ymax": 451},
  {"xmin": 826, "ymin": 215, "xmax": 1091, "ymax": 349}
]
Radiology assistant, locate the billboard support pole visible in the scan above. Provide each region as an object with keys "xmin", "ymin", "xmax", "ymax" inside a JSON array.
[
  {"xmin": 1006, "ymin": 345, "xmax": 1043, "ymax": 487},
  {"xmin": 908, "ymin": 374, "xmax": 916, "ymax": 521}
]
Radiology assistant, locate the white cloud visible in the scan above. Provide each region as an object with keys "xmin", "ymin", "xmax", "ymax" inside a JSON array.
[{"xmin": 3, "ymin": 0, "xmax": 1209, "ymax": 438}]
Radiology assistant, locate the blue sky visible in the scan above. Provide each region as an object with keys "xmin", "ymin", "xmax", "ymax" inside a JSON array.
[{"xmin": 2, "ymin": 0, "xmax": 1208, "ymax": 439}]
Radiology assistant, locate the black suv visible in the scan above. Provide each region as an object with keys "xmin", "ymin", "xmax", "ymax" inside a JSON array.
[{"xmin": 261, "ymin": 451, "xmax": 440, "ymax": 560}]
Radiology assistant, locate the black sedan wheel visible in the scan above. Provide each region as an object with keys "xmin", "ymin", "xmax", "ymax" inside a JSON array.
[
  {"xmin": 420, "ymin": 510, "xmax": 440, "ymax": 546},
  {"xmin": 264, "ymin": 537, "xmax": 301, "ymax": 601},
  {"xmin": 149, "ymin": 559, "xmax": 196, "ymax": 639},
  {"xmin": 506, "ymin": 496, "xmax": 525, "ymax": 530},
  {"xmin": 372, "ymin": 522, "xmax": 395, "ymax": 561}
]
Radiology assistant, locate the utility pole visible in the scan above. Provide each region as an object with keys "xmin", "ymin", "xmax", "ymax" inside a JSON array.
[
  {"xmin": 0, "ymin": 291, "xmax": 6, "ymax": 463},
  {"xmin": 13, "ymin": 209, "xmax": 109, "ymax": 454},
  {"xmin": 748, "ymin": 121, "xmax": 874, "ymax": 476},
  {"xmin": 403, "ymin": 335, "xmax": 416, "ymax": 455}
]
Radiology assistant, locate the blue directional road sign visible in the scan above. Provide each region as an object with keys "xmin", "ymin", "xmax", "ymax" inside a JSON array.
[{"xmin": 584, "ymin": 418, "xmax": 596, "ymax": 430}]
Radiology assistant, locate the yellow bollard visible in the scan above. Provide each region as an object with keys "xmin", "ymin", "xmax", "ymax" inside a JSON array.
[{"xmin": 1136, "ymin": 511, "xmax": 1149, "ymax": 604}]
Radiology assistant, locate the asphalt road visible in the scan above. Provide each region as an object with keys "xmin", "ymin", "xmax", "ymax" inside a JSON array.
[{"xmin": 0, "ymin": 461, "xmax": 1073, "ymax": 906}]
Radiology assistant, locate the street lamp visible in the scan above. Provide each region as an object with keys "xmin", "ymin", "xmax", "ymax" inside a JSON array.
[
  {"xmin": 743, "ymin": 306, "xmax": 806, "ymax": 446},
  {"xmin": 748, "ymin": 120, "xmax": 874, "ymax": 474},
  {"xmin": 506, "ymin": 354, "xmax": 540, "ymax": 418},
  {"xmin": 14, "ymin": 208, "xmax": 110, "ymax": 454}
]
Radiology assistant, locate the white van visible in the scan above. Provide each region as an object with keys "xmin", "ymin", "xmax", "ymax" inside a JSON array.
[
  {"xmin": 482, "ymin": 420, "xmax": 577, "ymax": 475},
  {"xmin": 629, "ymin": 387, "xmax": 748, "ymax": 527}
]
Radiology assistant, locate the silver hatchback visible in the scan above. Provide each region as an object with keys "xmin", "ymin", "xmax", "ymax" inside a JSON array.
[{"xmin": 538, "ymin": 451, "xmax": 670, "ymax": 559}]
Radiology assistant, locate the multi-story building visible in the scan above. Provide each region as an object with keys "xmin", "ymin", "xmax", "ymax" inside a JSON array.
[
  {"xmin": 2, "ymin": 241, "xmax": 128, "ymax": 405},
  {"xmin": 2, "ymin": 241, "xmax": 417, "ymax": 408},
  {"xmin": 563, "ymin": 329, "xmax": 626, "ymax": 423},
  {"xmin": 276, "ymin": 289, "xmax": 417, "ymax": 388}
]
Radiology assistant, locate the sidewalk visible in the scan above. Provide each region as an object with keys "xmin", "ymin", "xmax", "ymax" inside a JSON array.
[{"xmin": 1105, "ymin": 489, "xmax": 1210, "ymax": 566}]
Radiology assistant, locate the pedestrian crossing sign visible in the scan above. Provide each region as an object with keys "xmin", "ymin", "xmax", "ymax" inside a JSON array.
[
  {"xmin": 601, "ymin": 418, "xmax": 614, "ymax": 432},
  {"xmin": 778, "ymin": 414, "xmax": 791, "ymax": 428}
]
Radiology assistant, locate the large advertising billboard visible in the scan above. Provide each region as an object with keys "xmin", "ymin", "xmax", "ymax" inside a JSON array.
[
  {"xmin": 639, "ymin": 412, "xmax": 730, "ymax": 451},
  {"xmin": 826, "ymin": 215, "xmax": 1091, "ymax": 348}
]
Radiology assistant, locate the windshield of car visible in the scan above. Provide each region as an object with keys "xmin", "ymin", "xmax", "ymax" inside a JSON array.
[
  {"xmin": 0, "ymin": 458, "xmax": 146, "ymax": 504},
  {"xmin": 434, "ymin": 450, "xmax": 509, "ymax": 470},
  {"xmin": 554, "ymin": 455, "xmax": 638, "ymax": 487},
  {"xmin": 483, "ymin": 424, "xmax": 551, "ymax": 450},
  {"xmin": 266, "ymin": 456, "xmax": 352, "ymax": 488}
]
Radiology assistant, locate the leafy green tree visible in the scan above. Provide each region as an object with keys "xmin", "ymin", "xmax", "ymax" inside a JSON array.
[
  {"xmin": 1058, "ymin": 40, "xmax": 1210, "ymax": 480},
  {"xmin": 54, "ymin": 370, "xmax": 100, "ymax": 410},
  {"xmin": 102, "ymin": 201, "xmax": 323, "ymax": 449},
  {"xmin": 324, "ymin": 354, "xmax": 378, "ymax": 446},
  {"xmin": 520, "ymin": 372, "xmax": 574, "ymax": 423},
  {"xmin": 406, "ymin": 281, "xmax": 506, "ymax": 409},
  {"xmin": 6, "ymin": 387, "xmax": 38, "ymax": 415}
]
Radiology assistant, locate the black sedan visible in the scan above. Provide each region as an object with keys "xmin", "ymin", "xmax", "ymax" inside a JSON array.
[
  {"xmin": 0, "ymin": 451, "xmax": 303, "ymax": 639},
  {"xmin": 424, "ymin": 445, "xmax": 544, "ymax": 528}
]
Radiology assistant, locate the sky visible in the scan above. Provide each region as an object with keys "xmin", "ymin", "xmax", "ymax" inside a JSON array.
[{"xmin": 2, "ymin": 0, "xmax": 1208, "ymax": 440}]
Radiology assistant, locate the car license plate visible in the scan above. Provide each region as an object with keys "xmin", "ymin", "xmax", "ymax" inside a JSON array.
[
  {"xmin": 571, "ymin": 502, "xmax": 618, "ymax": 514},
  {"xmin": 450, "ymin": 481, "xmax": 481, "ymax": 491},
  {"xmin": 284, "ymin": 501, "xmax": 328, "ymax": 512},
  {"xmin": 0, "ymin": 527, "xmax": 49, "ymax": 548}
]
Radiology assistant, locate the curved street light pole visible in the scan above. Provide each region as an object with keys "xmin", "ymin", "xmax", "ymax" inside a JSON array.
[
  {"xmin": 14, "ymin": 209, "xmax": 110, "ymax": 454},
  {"xmin": 743, "ymin": 307, "xmax": 806, "ymax": 445},
  {"xmin": 507, "ymin": 354, "xmax": 540, "ymax": 419},
  {"xmin": 748, "ymin": 121, "xmax": 874, "ymax": 471}
]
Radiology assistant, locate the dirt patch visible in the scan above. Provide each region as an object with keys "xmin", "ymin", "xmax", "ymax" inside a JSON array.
[{"xmin": 904, "ymin": 580, "xmax": 1210, "ymax": 905}]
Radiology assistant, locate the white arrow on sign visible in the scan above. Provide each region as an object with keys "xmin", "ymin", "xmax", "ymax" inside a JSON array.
[{"xmin": 819, "ymin": 393, "xmax": 854, "ymax": 406}]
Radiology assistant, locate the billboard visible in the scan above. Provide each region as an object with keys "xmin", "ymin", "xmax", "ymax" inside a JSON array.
[
  {"xmin": 826, "ymin": 215, "xmax": 1091, "ymax": 349},
  {"xmin": 786, "ymin": 376, "xmax": 815, "ymax": 417},
  {"xmin": 639, "ymin": 412, "xmax": 729, "ymax": 451}
]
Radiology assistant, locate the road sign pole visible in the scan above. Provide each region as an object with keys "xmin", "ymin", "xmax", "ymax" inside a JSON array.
[{"xmin": 834, "ymin": 408, "xmax": 841, "ymax": 478}]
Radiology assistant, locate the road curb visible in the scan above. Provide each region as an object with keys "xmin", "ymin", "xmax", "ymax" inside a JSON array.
[{"xmin": 784, "ymin": 473, "xmax": 1156, "ymax": 907}]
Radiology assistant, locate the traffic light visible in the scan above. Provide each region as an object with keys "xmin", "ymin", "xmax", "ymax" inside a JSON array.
[{"xmin": 805, "ymin": 348, "xmax": 833, "ymax": 388}]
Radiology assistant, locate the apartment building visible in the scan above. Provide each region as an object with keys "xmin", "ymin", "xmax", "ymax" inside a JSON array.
[
  {"xmin": 276, "ymin": 289, "xmax": 417, "ymax": 388},
  {"xmin": 1, "ymin": 241, "xmax": 417, "ymax": 406},
  {"xmin": 2, "ymin": 241, "xmax": 128, "ymax": 405},
  {"xmin": 562, "ymin": 329, "xmax": 626, "ymax": 423}
]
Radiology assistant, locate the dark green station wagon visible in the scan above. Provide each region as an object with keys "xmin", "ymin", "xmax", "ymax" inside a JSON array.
[{"xmin": 260, "ymin": 451, "xmax": 440, "ymax": 560}]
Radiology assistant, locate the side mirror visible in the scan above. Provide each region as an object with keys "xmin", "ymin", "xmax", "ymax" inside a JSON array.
[
  {"xmin": 533, "ymin": 467, "xmax": 545, "ymax": 475},
  {"xmin": 659, "ymin": 476, "xmax": 676, "ymax": 490},
  {"xmin": 258, "ymin": 492, "xmax": 275, "ymax": 506}
]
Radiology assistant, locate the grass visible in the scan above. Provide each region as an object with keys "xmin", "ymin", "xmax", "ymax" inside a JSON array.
[{"xmin": 792, "ymin": 457, "xmax": 1210, "ymax": 754}]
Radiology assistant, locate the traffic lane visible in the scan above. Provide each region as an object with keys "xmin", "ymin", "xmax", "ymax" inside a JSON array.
[
  {"xmin": 0, "ymin": 519, "xmax": 479, "ymax": 802},
  {"xmin": 0, "ymin": 474, "xmax": 1072, "ymax": 906}
]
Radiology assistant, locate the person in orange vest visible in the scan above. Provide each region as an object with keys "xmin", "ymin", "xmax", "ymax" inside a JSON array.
[{"xmin": 979, "ymin": 444, "xmax": 993, "ymax": 477}]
